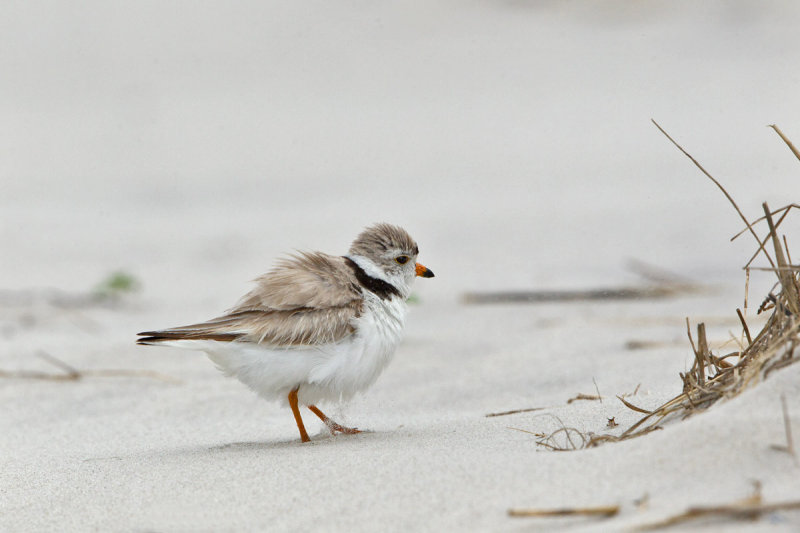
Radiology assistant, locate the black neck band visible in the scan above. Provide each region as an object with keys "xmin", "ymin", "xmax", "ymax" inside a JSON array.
[{"xmin": 344, "ymin": 257, "xmax": 401, "ymax": 300}]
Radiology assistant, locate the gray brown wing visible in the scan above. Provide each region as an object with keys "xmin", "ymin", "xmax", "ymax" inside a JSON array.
[
  {"xmin": 232, "ymin": 252, "xmax": 362, "ymax": 312},
  {"xmin": 137, "ymin": 252, "xmax": 364, "ymax": 347},
  {"xmin": 137, "ymin": 304, "xmax": 361, "ymax": 346}
]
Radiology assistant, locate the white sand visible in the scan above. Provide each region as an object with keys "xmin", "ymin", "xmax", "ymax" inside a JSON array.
[{"xmin": 2, "ymin": 1, "xmax": 800, "ymax": 531}]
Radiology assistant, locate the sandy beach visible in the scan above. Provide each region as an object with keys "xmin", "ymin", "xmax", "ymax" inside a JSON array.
[{"xmin": 3, "ymin": 2, "xmax": 800, "ymax": 531}]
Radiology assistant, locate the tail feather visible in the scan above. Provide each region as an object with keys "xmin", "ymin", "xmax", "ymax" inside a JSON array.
[
  {"xmin": 136, "ymin": 330, "xmax": 243, "ymax": 345},
  {"xmin": 136, "ymin": 313, "xmax": 257, "ymax": 346}
]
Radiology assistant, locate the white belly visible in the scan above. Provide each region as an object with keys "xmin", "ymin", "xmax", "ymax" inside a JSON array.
[{"xmin": 189, "ymin": 294, "xmax": 408, "ymax": 406}]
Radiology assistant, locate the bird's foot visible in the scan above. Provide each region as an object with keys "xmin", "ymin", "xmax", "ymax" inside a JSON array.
[
  {"xmin": 324, "ymin": 420, "xmax": 361, "ymax": 435},
  {"xmin": 307, "ymin": 404, "xmax": 361, "ymax": 436}
]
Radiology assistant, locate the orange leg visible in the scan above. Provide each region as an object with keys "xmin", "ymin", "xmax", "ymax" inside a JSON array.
[
  {"xmin": 308, "ymin": 405, "xmax": 361, "ymax": 435},
  {"xmin": 288, "ymin": 389, "xmax": 310, "ymax": 443}
]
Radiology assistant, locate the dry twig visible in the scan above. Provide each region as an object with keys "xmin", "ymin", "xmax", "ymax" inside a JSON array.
[
  {"xmin": 509, "ymin": 505, "xmax": 619, "ymax": 518},
  {"xmin": 485, "ymin": 407, "xmax": 544, "ymax": 418},
  {"xmin": 770, "ymin": 124, "xmax": 800, "ymax": 163},
  {"xmin": 0, "ymin": 351, "xmax": 180, "ymax": 384},
  {"xmin": 769, "ymin": 394, "xmax": 797, "ymax": 465},
  {"xmin": 635, "ymin": 486, "xmax": 800, "ymax": 531},
  {"xmin": 651, "ymin": 119, "xmax": 774, "ymax": 269},
  {"xmin": 462, "ymin": 286, "xmax": 692, "ymax": 305},
  {"xmin": 567, "ymin": 393, "xmax": 603, "ymax": 404},
  {"xmin": 617, "ymin": 395, "xmax": 652, "ymax": 414},
  {"xmin": 736, "ymin": 308, "xmax": 752, "ymax": 345}
]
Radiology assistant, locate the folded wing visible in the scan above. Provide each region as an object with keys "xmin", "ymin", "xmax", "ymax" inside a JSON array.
[{"xmin": 138, "ymin": 253, "xmax": 364, "ymax": 347}]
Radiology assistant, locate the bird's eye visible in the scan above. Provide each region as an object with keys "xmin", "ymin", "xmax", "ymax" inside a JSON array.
[{"xmin": 395, "ymin": 255, "xmax": 409, "ymax": 265}]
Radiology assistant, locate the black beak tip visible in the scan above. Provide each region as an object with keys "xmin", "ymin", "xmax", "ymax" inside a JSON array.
[{"xmin": 423, "ymin": 269, "xmax": 435, "ymax": 278}]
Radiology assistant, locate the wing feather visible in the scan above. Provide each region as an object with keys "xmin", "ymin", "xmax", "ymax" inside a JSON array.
[
  {"xmin": 137, "ymin": 253, "xmax": 363, "ymax": 347},
  {"xmin": 233, "ymin": 252, "xmax": 361, "ymax": 311}
]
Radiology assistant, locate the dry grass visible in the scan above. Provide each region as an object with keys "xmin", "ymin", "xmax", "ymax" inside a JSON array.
[
  {"xmin": 484, "ymin": 407, "xmax": 544, "ymax": 418},
  {"xmin": 581, "ymin": 123, "xmax": 800, "ymax": 447},
  {"xmin": 523, "ymin": 123, "xmax": 800, "ymax": 453},
  {"xmin": 567, "ymin": 392, "xmax": 603, "ymax": 404},
  {"xmin": 508, "ymin": 414, "xmax": 590, "ymax": 451},
  {"xmin": 518, "ymin": 197, "xmax": 799, "ymax": 450},
  {"xmin": 508, "ymin": 125, "xmax": 800, "ymax": 527},
  {"xmin": 635, "ymin": 482, "xmax": 800, "ymax": 531},
  {"xmin": 508, "ymin": 481, "xmax": 800, "ymax": 528}
]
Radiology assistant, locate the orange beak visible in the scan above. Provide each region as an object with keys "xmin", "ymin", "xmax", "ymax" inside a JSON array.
[{"xmin": 415, "ymin": 262, "xmax": 435, "ymax": 278}]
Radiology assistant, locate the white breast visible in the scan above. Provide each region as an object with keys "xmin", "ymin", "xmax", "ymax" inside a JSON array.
[
  {"xmin": 303, "ymin": 292, "xmax": 408, "ymax": 403},
  {"xmin": 195, "ymin": 293, "xmax": 409, "ymax": 406}
]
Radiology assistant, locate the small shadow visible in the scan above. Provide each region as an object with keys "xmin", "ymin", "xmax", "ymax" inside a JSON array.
[
  {"xmin": 83, "ymin": 429, "xmax": 378, "ymax": 463},
  {"xmin": 191, "ymin": 430, "xmax": 378, "ymax": 455}
]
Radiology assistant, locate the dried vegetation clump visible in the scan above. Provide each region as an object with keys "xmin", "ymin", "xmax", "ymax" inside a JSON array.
[
  {"xmin": 510, "ymin": 124, "xmax": 800, "ymax": 528},
  {"xmin": 589, "ymin": 122, "xmax": 800, "ymax": 447}
]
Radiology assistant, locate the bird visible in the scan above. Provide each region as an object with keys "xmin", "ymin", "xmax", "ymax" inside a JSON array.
[{"xmin": 137, "ymin": 223, "xmax": 434, "ymax": 443}]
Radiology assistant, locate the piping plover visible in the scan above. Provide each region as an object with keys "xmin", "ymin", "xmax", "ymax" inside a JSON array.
[{"xmin": 137, "ymin": 223, "xmax": 434, "ymax": 443}]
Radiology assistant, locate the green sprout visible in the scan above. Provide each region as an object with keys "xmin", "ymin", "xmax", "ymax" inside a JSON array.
[{"xmin": 93, "ymin": 271, "xmax": 140, "ymax": 301}]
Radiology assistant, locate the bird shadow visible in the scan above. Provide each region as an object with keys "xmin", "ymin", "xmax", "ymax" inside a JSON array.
[
  {"xmin": 83, "ymin": 429, "xmax": 378, "ymax": 464},
  {"xmin": 206, "ymin": 430, "xmax": 376, "ymax": 453}
]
